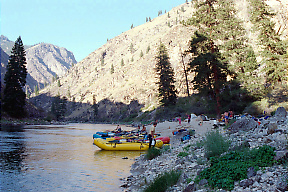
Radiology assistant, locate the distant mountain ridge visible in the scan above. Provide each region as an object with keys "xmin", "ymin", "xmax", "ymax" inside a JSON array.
[{"xmin": 0, "ymin": 35, "xmax": 77, "ymax": 92}]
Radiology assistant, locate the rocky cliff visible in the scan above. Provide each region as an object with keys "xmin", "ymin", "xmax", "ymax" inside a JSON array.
[
  {"xmin": 25, "ymin": 43, "xmax": 77, "ymax": 91},
  {"xmin": 31, "ymin": 0, "xmax": 287, "ymax": 121},
  {"xmin": 0, "ymin": 35, "xmax": 77, "ymax": 92}
]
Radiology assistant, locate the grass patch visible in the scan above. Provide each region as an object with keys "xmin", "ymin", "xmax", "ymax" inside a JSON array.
[
  {"xmin": 196, "ymin": 145, "xmax": 276, "ymax": 190},
  {"xmin": 183, "ymin": 144, "xmax": 192, "ymax": 151},
  {"xmin": 161, "ymin": 145, "xmax": 171, "ymax": 153},
  {"xmin": 144, "ymin": 170, "xmax": 181, "ymax": 192},
  {"xmin": 145, "ymin": 147, "xmax": 161, "ymax": 160},
  {"xmin": 178, "ymin": 152, "xmax": 189, "ymax": 157}
]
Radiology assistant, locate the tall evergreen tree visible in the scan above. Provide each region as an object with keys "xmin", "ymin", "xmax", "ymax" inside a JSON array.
[
  {"xmin": 184, "ymin": 0, "xmax": 257, "ymax": 116},
  {"xmin": 155, "ymin": 42, "xmax": 177, "ymax": 106},
  {"xmin": 51, "ymin": 95, "xmax": 67, "ymax": 121},
  {"xmin": 3, "ymin": 36, "xmax": 27, "ymax": 118},
  {"xmin": 92, "ymin": 95, "xmax": 98, "ymax": 120},
  {"xmin": 248, "ymin": 0, "xmax": 287, "ymax": 87},
  {"xmin": 186, "ymin": 32, "xmax": 230, "ymax": 116}
]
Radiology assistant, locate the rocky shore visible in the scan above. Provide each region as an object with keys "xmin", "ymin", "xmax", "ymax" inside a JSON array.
[{"xmin": 121, "ymin": 107, "xmax": 288, "ymax": 192}]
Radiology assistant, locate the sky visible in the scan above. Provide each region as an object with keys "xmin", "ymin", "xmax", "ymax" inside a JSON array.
[{"xmin": 1, "ymin": 0, "xmax": 186, "ymax": 62}]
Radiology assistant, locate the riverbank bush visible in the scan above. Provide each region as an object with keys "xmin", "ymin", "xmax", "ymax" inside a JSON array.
[
  {"xmin": 145, "ymin": 147, "xmax": 161, "ymax": 160},
  {"xmin": 203, "ymin": 130, "xmax": 231, "ymax": 159},
  {"xmin": 144, "ymin": 170, "xmax": 181, "ymax": 192},
  {"xmin": 196, "ymin": 145, "xmax": 276, "ymax": 190}
]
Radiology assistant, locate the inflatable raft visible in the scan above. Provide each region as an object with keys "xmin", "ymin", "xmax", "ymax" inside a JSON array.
[{"xmin": 94, "ymin": 138, "xmax": 163, "ymax": 151}]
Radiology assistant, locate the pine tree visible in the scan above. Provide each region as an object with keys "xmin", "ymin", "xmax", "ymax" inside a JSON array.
[
  {"xmin": 3, "ymin": 36, "xmax": 27, "ymax": 118},
  {"xmin": 121, "ymin": 58, "xmax": 124, "ymax": 66},
  {"xmin": 140, "ymin": 50, "xmax": 144, "ymax": 57},
  {"xmin": 111, "ymin": 64, "xmax": 114, "ymax": 74},
  {"xmin": 51, "ymin": 94, "xmax": 67, "ymax": 121},
  {"xmin": 184, "ymin": 0, "xmax": 255, "ymax": 116},
  {"xmin": 146, "ymin": 45, "xmax": 151, "ymax": 54},
  {"xmin": 92, "ymin": 95, "xmax": 98, "ymax": 120},
  {"xmin": 248, "ymin": 0, "xmax": 287, "ymax": 87},
  {"xmin": 155, "ymin": 42, "xmax": 177, "ymax": 106},
  {"xmin": 34, "ymin": 85, "xmax": 39, "ymax": 96},
  {"xmin": 186, "ymin": 32, "xmax": 230, "ymax": 102}
]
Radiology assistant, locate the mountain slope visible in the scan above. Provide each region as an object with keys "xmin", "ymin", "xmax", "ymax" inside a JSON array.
[
  {"xmin": 1, "ymin": 47, "xmax": 9, "ymax": 84},
  {"xmin": 25, "ymin": 43, "xmax": 77, "ymax": 90},
  {"xmin": 1, "ymin": 36, "xmax": 77, "ymax": 92},
  {"xmin": 32, "ymin": 0, "xmax": 287, "ymax": 121}
]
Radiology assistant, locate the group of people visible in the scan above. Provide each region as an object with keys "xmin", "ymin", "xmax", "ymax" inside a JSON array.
[
  {"xmin": 222, "ymin": 110, "xmax": 234, "ymax": 125},
  {"xmin": 115, "ymin": 122, "xmax": 157, "ymax": 148}
]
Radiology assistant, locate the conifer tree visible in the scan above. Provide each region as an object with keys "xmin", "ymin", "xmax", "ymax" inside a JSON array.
[
  {"xmin": 184, "ymin": 0, "xmax": 256, "ymax": 116},
  {"xmin": 155, "ymin": 42, "xmax": 177, "ymax": 106},
  {"xmin": 3, "ymin": 36, "xmax": 27, "ymax": 118},
  {"xmin": 248, "ymin": 0, "xmax": 287, "ymax": 87},
  {"xmin": 34, "ymin": 85, "xmax": 39, "ymax": 96},
  {"xmin": 186, "ymin": 32, "xmax": 230, "ymax": 115},
  {"xmin": 111, "ymin": 64, "xmax": 114, "ymax": 74},
  {"xmin": 51, "ymin": 94, "xmax": 67, "ymax": 121},
  {"xmin": 146, "ymin": 45, "xmax": 151, "ymax": 54},
  {"xmin": 121, "ymin": 58, "xmax": 124, "ymax": 66},
  {"xmin": 92, "ymin": 95, "xmax": 98, "ymax": 120}
]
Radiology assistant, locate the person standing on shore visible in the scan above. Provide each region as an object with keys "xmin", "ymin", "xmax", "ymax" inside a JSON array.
[{"xmin": 148, "ymin": 122, "xmax": 157, "ymax": 148}]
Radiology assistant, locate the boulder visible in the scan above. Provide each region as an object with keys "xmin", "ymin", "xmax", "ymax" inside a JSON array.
[
  {"xmin": 267, "ymin": 123, "xmax": 278, "ymax": 135},
  {"xmin": 247, "ymin": 167, "xmax": 256, "ymax": 178},
  {"xmin": 239, "ymin": 179, "xmax": 254, "ymax": 188},
  {"xmin": 275, "ymin": 107, "xmax": 287, "ymax": 118},
  {"xmin": 274, "ymin": 150, "xmax": 288, "ymax": 163},
  {"xmin": 228, "ymin": 117, "xmax": 258, "ymax": 133},
  {"xmin": 183, "ymin": 181, "xmax": 196, "ymax": 192}
]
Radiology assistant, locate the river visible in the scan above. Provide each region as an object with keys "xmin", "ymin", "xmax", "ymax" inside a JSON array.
[{"xmin": 0, "ymin": 123, "xmax": 143, "ymax": 192}]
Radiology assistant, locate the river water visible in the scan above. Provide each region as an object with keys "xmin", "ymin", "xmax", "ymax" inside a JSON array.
[{"xmin": 0, "ymin": 123, "xmax": 143, "ymax": 192}]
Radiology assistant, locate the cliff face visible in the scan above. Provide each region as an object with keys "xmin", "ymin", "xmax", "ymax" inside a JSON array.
[
  {"xmin": 0, "ymin": 36, "xmax": 77, "ymax": 92},
  {"xmin": 31, "ymin": 0, "xmax": 287, "ymax": 121},
  {"xmin": 25, "ymin": 43, "xmax": 77, "ymax": 90}
]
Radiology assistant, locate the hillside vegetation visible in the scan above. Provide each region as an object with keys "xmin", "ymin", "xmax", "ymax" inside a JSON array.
[{"xmin": 30, "ymin": 0, "xmax": 287, "ymax": 122}]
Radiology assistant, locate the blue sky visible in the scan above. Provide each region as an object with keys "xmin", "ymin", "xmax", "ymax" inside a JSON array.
[{"xmin": 1, "ymin": 0, "xmax": 186, "ymax": 62}]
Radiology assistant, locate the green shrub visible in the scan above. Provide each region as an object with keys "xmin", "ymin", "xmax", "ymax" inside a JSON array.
[
  {"xmin": 183, "ymin": 144, "xmax": 192, "ymax": 151},
  {"xmin": 178, "ymin": 152, "xmax": 189, "ymax": 157},
  {"xmin": 225, "ymin": 118, "xmax": 237, "ymax": 129},
  {"xmin": 196, "ymin": 145, "xmax": 276, "ymax": 190},
  {"xmin": 145, "ymin": 147, "xmax": 161, "ymax": 160},
  {"xmin": 203, "ymin": 130, "xmax": 230, "ymax": 159},
  {"xmin": 161, "ymin": 145, "xmax": 171, "ymax": 153},
  {"xmin": 144, "ymin": 170, "xmax": 181, "ymax": 192}
]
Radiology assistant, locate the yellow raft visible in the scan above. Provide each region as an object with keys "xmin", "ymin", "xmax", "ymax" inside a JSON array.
[{"xmin": 94, "ymin": 138, "xmax": 163, "ymax": 151}]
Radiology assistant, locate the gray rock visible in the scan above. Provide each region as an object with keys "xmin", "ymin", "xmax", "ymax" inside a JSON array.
[
  {"xmin": 247, "ymin": 167, "xmax": 257, "ymax": 178},
  {"xmin": 198, "ymin": 179, "xmax": 208, "ymax": 186},
  {"xmin": 183, "ymin": 181, "xmax": 196, "ymax": 192},
  {"xmin": 239, "ymin": 179, "xmax": 254, "ymax": 188},
  {"xmin": 274, "ymin": 150, "xmax": 288, "ymax": 163},
  {"xmin": 277, "ymin": 177, "xmax": 288, "ymax": 192},
  {"xmin": 267, "ymin": 123, "xmax": 278, "ymax": 135},
  {"xmin": 275, "ymin": 107, "xmax": 287, "ymax": 118},
  {"xmin": 229, "ymin": 117, "xmax": 258, "ymax": 133}
]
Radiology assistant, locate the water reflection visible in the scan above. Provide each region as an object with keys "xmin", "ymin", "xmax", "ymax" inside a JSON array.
[
  {"xmin": 0, "ymin": 125, "xmax": 26, "ymax": 173},
  {"xmin": 0, "ymin": 124, "xmax": 140, "ymax": 191}
]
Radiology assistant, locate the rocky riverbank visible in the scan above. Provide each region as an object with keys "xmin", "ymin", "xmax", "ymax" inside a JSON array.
[{"xmin": 121, "ymin": 107, "xmax": 288, "ymax": 192}]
